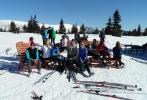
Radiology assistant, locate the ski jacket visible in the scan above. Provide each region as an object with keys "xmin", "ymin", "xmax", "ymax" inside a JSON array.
[
  {"xmin": 96, "ymin": 44, "xmax": 109, "ymax": 56},
  {"xmin": 42, "ymin": 45, "xmax": 50, "ymax": 58},
  {"xmin": 42, "ymin": 29, "xmax": 48, "ymax": 39},
  {"xmin": 113, "ymin": 47, "xmax": 122, "ymax": 58},
  {"xmin": 52, "ymin": 28, "xmax": 56, "ymax": 38},
  {"xmin": 61, "ymin": 38, "xmax": 68, "ymax": 47},
  {"xmin": 67, "ymin": 46, "xmax": 79, "ymax": 60},
  {"xmin": 50, "ymin": 47, "xmax": 60, "ymax": 57},
  {"xmin": 26, "ymin": 48, "xmax": 39, "ymax": 60},
  {"xmin": 79, "ymin": 47, "xmax": 88, "ymax": 62}
]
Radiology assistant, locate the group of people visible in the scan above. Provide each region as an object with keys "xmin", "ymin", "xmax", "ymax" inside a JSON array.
[
  {"xmin": 25, "ymin": 29, "xmax": 124, "ymax": 77},
  {"xmin": 41, "ymin": 27, "xmax": 56, "ymax": 45}
]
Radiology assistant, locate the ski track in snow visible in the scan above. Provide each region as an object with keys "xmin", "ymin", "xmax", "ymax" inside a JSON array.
[{"xmin": 0, "ymin": 32, "xmax": 147, "ymax": 100}]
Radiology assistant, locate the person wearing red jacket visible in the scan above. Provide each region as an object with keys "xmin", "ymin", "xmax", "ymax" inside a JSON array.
[{"xmin": 96, "ymin": 41, "xmax": 110, "ymax": 59}]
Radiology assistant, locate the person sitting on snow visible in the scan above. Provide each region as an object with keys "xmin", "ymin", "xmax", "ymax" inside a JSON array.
[
  {"xmin": 41, "ymin": 40, "xmax": 51, "ymax": 67},
  {"xmin": 113, "ymin": 41, "xmax": 124, "ymax": 67},
  {"xmin": 91, "ymin": 39, "xmax": 97, "ymax": 50},
  {"xmin": 50, "ymin": 44, "xmax": 65, "ymax": 72},
  {"xmin": 96, "ymin": 41, "xmax": 110, "ymax": 59},
  {"xmin": 26, "ymin": 42, "xmax": 41, "ymax": 76},
  {"xmin": 66, "ymin": 39, "xmax": 81, "ymax": 72},
  {"xmin": 79, "ymin": 43, "xmax": 93, "ymax": 76}
]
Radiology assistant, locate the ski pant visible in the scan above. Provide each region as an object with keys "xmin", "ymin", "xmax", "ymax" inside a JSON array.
[
  {"xmin": 83, "ymin": 59, "xmax": 91, "ymax": 74},
  {"xmin": 51, "ymin": 38, "xmax": 55, "ymax": 45},
  {"xmin": 66, "ymin": 58, "xmax": 81, "ymax": 72},
  {"xmin": 28, "ymin": 59, "xmax": 41, "ymax": 74},
  {"xmin": 43, "ymin": 38, "xmax": 48, "ymax": 45}
]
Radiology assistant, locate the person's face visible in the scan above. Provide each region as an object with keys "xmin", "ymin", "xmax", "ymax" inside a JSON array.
[
  {"xmin": 72, "ymin": 41, "xmax": 76, "ymax": 46},
  {"xmin": 30, "ymin": 45, "xmax": 35, "ymax": 49}
]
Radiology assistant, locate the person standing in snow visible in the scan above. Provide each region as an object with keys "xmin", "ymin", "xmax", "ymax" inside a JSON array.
[
  {"xmin": 26, "ymin": 42, "xmax": 41, "ymax": 76},
  {"xmin": 48, "ymin": 27, "xmax": 52, "ymax": 43},
  {"xmin": 79, "ymin": 43, "xmax": 93, "ymax": 76},
  {"xmin": 99, "ymin": 28, "xmax": 106, "ymax": 42},
  {"xmin": 41, "ymin": 28, "xmax": 49, "ymax": 45},
  {"xmin": 51, "ymin": 27, "xmax": 56, "ymax": 45},
  {"xmin": 75, "ymin": 32, "xmax": 81, "ymax": 47},
  {"xmin": 113, "ymin": 41, "xmax": 124, "ymax": 66}
]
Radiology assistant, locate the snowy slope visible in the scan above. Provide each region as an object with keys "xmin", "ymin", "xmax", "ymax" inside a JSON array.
[
  {"xmin": 0, "ymin": 32, "xmax": 147, "ymax": 100},
  {"xmin": 0, "ymin": 20, "xmax": 80, "ymax": 32}
]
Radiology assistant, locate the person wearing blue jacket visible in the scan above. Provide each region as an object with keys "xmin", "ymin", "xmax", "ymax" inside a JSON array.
[
  {"xmin": 50, "ymin": 44, "xmax": 65, "ymax": 72},
  {"xmin": 41, "ymin": 28, "xmax": 49, "ymax": 45},
  {"xmin": 113, "ymin": 41, "xmax": 124, "ymax": 66},
  {"xmin": 79, "ymin": 43, "xmax": 93, "ymax": 76},
  {"xmin": 26, "ymin": 42, "xmax": 41, "ymax": 76}
]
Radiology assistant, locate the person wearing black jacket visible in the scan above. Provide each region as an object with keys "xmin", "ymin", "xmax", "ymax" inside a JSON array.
[
  {"xmin": 66, "ymin": 40, "xmax": 81, "ymax": 72},
  {"xmin": 26, "ymin": 42, "xmax": 41, "ymax": 76}
]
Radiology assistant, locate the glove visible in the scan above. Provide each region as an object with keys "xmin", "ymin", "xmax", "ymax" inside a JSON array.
[{"xmin": 33, "ymin": 59, "xmax": 38, "ymax": 65}]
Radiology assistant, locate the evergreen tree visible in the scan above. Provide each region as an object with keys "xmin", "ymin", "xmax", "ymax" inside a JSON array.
[
  {"xmin": 112, "ymin": 9, "xmax": 122, "ymax": 37},
  {"xmin": 16, "ymin": 27, "xmax": 20, "ymax": 33},
  {"xmin": 27, "ymin": 15, "xmax": 40, "ymax": 33},
  {"xmin": 105, "ymin": 17, "xmax": 113, "ymax": 35},
  {"xmin": 0, "ymin": 28, "xmax": 3, "ymax": 32},
  {"xmin": 93, "ymin": 28, "xmax": 99, "ymax": 34},
  {"xmin": 23, "ymin": 25, "xmax": 27, "ymax": 32},
  {"xmin": 9, "ymin": 21, "xmax": 17, "ymax": 33},
  {"xmin": 80, "ymin": 24, "xmax": 86, "ymax": 38},
  {"xmin": 143, "ymin": 28, "xmax": 147, "ymax": 36},
  {"xmin": 58, "ymin": 18, "xmax": 66, "ymax": 34},
  {"xmin": 137, "ymin": 24, "xmax": 141, "ymax": 36},
  {"xmin": 71, "ymin": 24, "xmax": 78, "ymax": 34}
]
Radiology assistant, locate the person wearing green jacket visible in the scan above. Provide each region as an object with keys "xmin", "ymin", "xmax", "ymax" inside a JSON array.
[
  {"xmin": 51, "ymin": 27, "xmax": 56, "ymax": 45},
  {"xmin": 26, "ymin": 42, "xmax": 41, "ymax": 76}
]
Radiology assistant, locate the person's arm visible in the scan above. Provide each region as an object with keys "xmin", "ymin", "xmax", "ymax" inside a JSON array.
[
  {"xmin": 83, "ymin": 48, "xmax": 88, "ymax": 61},
  {"xmin": 26, "ymin": 49, "xmax": 30, "ymax": 60},
  {"xmin": 36, "ymin": 49, "xmax": 39, "ymax": 60},
  {"xmin": 112, "ymin": 47, "xmax": 116, "ymax": 56}
]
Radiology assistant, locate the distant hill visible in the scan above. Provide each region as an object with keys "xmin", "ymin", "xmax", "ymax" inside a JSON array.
[{"xmin": 0, "ymin": 20, "xmax": 80, "ymax": 32}]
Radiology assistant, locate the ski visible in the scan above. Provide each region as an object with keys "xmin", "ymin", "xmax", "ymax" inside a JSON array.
[
  {"xmin": 77, "ymin": 90, "xmax": 133, "ymax": 100},
  {"xmin": 75, "ymin": 80, "xmax": 140, "ymax": 90},
  {"xmin": 33, "ymin": 71, "xmax": 55, "ymax": 85},
  {"xmin": 75, "ymin": 81, "xmax": 142, "ymax": 91},
  {"xmin": 42, "ymin": 71, "xmax": 56, "ymax": 83}
]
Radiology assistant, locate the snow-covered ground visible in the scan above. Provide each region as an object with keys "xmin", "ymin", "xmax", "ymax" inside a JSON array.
[{"xmin": 0, "ymin": 32, "xmax": 147, "ymax": 100}]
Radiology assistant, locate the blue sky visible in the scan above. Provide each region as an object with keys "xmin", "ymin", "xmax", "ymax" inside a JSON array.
[{"xmin": 0, "ymin": 0, "xmax": 147, "ymax": 30}]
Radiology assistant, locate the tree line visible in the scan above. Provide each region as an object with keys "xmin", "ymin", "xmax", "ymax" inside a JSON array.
[{"xmin": 2, "ymin": 9, "xmax": 147, "ymax": 36}]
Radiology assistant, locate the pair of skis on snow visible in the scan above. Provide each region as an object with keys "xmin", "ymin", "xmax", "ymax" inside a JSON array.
[
  {"xmin": 74, "ymin": 80, "xmax": 142, "ymax": 91},
  {"xmin": 73, "ymin": 80, "xmax": 143, "ymax": 100},
  {"xmin": 33, "ymin": 70, "xmax": 56, "ymax": 85}
]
